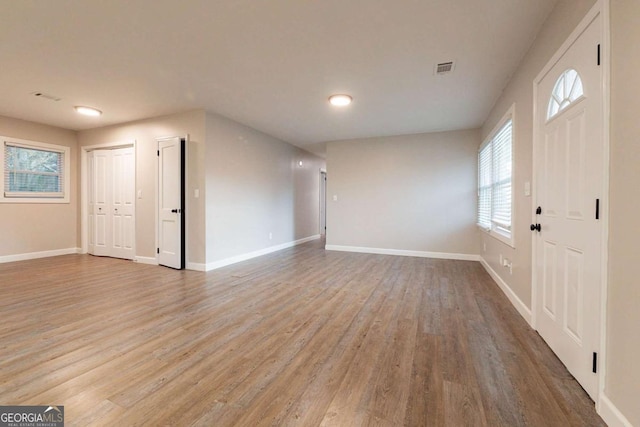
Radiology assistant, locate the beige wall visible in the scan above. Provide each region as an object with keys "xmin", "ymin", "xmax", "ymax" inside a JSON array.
[
  {"xmin": 0, "ymin": 116, "xmax": 78, "ymax": 257},
  {"xmin": 607, "ymin": 1, "xmax": 640, "ymax": 424},
  {"xmin": 325, "ymin": 129, "xmax": 480, "ymax": 256},
  {"xmin": 205, "ymin": 112, "xmax": 324, "ymax": 264},
  {"xmin": 480, "ymin": 0, "xmax": 597, "ymax": 307},
  {"xmin": 77, "ymin": 110, "xmax": 207, "ymax": 264}
]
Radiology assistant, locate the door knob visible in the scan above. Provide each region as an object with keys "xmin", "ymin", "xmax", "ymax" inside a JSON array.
[
  {"xmin": 530, "ymin": 223, "xmax": 541, "ymax": 232},
  {"xmin": 171, "ymin": 209, "xmax": 179, "ymax": 213}
]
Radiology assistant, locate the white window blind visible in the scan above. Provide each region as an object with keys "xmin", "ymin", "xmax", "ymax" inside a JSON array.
[
  {"xmin": 4, "ymin": 142, "xmax": 65, "ymax": 198},
  {"xmin": 478, "ymin": 117, "xmax": 513, "ymax": 242},
  {"xmin": 478, "ymin": 143, "xmax": 492, "ymax": 229}
]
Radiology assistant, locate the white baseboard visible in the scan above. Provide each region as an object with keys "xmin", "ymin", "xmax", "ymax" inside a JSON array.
[
  {"xmin": 324, "ymin": 244, "xmax": 481, "ymax": 262},
  {"xmin": 206, "ymin": 235, "xmax": 321, "ymax": 271},
  {"xmin": 134, "ymin": 256, "xmax": 158, "ymax": 266},
  {"xmin": 598, "ymin": 393, "xmax": 633, "ymax": 427},
  {"xmin": 0, "ymin": 247, "xmax": 81, "ymax": 264},
  {"xmin": 479, "ymin": 257, "xmax": 532, "ymax": 326},
  {"xmin": 186, "ymin": 262, "xmax": 206, "ymax": 272}
]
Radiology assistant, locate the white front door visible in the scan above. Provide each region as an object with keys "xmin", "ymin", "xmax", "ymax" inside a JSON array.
[
  {"xmin": 89, "ymin": 147, "xmax": 135, "ymax": 260},
  {"xmin": 533, "ymin": 13, "xmax": 603, "ymax": 399},
  {"xmin": 158, "ymin": 137, "xmax": 184, "ymax": 269}
]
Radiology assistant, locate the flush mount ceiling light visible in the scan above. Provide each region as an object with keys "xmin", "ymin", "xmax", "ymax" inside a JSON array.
[
  {"xmin": 74, "ymin": 106, "xmax": 102, "ymax": 117},
  {"xmin": 328, "ymin": 94, "xmax": 352, "ymax": 107}
]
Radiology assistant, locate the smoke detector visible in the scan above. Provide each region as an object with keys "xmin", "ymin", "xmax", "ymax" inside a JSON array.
[{"xmin": 434, "ymin": 61, "xmax": 455, "ymax": 75}]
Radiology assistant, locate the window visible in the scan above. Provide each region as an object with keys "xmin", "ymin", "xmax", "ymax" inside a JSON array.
[
  {"xmin": 1, "ymin": 137, "xmax": 70, "ymax": 203},
  {"xmin": 547, "ymin": 68, "xmax": 584, "ymax": 120},
  {"xmin": 478, "ymin": 106, "xmax": 514, "ymax": 245}
]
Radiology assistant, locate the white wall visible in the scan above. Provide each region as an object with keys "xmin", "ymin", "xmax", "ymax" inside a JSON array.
[
  {"xmin": 480, "ymin": 0, "xmax": 596, "ymax": 308},
  {"xmin": 606, "ymin": 1, "xmax": 640, "ymax": 424},
  {"xmin": 0, "ymin": 115, "xmax": 78, "ymax": 259},
  {"xmin": 205, "ymin": 112, "xmax": 325, "ymax": 265},
  {"xmin": 325, "ymin": 129, "xmax": 480, "ymax": 257},
  {"xmin": 78, "ymin": 110, "xmax": 207, "ymax": 264}
]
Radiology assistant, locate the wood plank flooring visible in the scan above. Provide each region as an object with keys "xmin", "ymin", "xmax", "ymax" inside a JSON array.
[{"xmin": 0, "ymin": 240, "xmax": 605, "ymax": 426}]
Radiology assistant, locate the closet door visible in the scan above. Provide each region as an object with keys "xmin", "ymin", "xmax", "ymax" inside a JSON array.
[
  {"xmin": 89, "ymin": 147, "xmax": 135, "ymax": 260},
  {"xmin": 92, "ymin": 149, "xmax": 111, "ymax": 257},
  {"xmin": 87, "ymin": 151, "xmax": 95, "ymax": 254},
  {"xmin": 110, "ymin": 147, "xmax": 135, "ymax": 260}
]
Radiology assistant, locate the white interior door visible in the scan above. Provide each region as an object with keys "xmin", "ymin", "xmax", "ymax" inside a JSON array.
[
  {"xmin": 534, "ymin": 13, "xmax": 603, "ymax": 399},
  {"xmin": 158, "ymin": 137, "xmax": 184, "ymax": 269},
  {"xmin": 93, "ymin": 149, "xmax": 110, "ymax": 257},
  {"xmin": 110, "ymin": 147, "xmax": 135, "ymax": 259},
  {"xmin": 87, "ymin": 151, "xmax": 95, "ymax": 254},
  {"xmin": 88, "ymin": 147, "xmax": 135, "ymax": 260}
]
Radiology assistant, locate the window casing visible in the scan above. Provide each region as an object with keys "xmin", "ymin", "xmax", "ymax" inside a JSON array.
[
  {"xmin": 1, "ymin": 137, "xmax": 70, "ymax": 203},
  {"xmin": 478, "ymin": 106, "xmax": 514, "ymax": 246}
]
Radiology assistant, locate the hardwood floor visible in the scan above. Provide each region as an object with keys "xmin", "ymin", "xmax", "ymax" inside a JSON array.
[{"xmin": 0, "ymin": 240, "xmax": 604, "ymax": 426}]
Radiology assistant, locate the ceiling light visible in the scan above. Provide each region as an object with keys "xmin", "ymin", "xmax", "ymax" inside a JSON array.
[
  {"xmin": 329, "ymin": 94, "xmax": 352, "ymax": 107},
  {"xmin": 74, "ymin": 106, "xmax": 102, "ymax": 117}
]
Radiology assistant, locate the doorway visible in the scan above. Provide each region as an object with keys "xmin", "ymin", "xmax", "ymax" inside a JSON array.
[
  {"xmin": 532, "ymin": 6, "xmax": 607, "ymax": 401},
  {"xmin": 320, "ymin": 170, "xmax": 327, "ymax": 236}
]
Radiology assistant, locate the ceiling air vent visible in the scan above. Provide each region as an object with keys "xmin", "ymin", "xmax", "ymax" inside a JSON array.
[
  {"xmin": 31, "ymin": 91, "xmax": 62, "ymax": 102},
  {"xmin": 435, "ymin": 61, "xmax": 455, "ymax": 75}
]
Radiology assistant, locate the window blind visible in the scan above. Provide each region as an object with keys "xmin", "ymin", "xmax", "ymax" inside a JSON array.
[
  {"xmin": 477, "ymin": 143, "xmax": 492, "ymax": 229},
  {"xmin": 4, "ymin": 142, "xmax": 64, "ymax": 198},
  {"xmin": 477, "ymin": 118, "xmax": 513, "ymax": 240}
]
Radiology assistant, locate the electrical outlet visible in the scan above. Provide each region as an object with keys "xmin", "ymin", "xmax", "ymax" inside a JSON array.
[
  {"xmin": 269, "ymin": 232, "xmax": 273, "ymax": 240},
  {"xmin": 502, "ymin": 257, "xmax": 513, "ymax": 275}
]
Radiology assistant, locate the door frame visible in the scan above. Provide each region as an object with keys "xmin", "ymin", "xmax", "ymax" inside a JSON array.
[
  {"xmin": 319, "ymin": 169, "xmax": 327, "ymax": 236},
  {"xmin": 530, "ymin": 0, "xmax": 609, "ymax": 408},
  {"xmin": 80, "ymin": 140, "xmax": 136, "ymax": 256},
  {"xmin": 155, "ymin": 135, "xmax": 188, "ymax": 269}
]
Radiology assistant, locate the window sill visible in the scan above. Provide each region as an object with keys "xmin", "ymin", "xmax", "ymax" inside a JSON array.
[{"xmin": 0, "ymin": 197, "xmax": 70, "ymax": 204}]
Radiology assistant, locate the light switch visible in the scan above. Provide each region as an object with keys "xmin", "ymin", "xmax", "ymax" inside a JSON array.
[
  {"xmin": 524, "ymin": 181, "xmax": 531, "ymax": 197},
  {"xmin": 332, "ymin": 195, "xmax": 338, "ymax": 202},
  {"xmin": 194, "ymin": 189, "xmax": 199, "ymax": 198},
  {"xmin": 137, "ymin": 190, "xmax": 142, "ymax": 199}
]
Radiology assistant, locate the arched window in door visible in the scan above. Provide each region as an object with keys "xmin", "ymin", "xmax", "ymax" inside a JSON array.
[{"xmin": 547, "ymin": 68, "xmax": 584, "ymax": 120}]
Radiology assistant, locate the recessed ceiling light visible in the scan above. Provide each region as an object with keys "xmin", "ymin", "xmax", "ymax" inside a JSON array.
[
  {"xmin": 74, "ymin": 106, "xmax": 102, "ymax": 117},
  {"xmin": 329, "ymin": 94, "xmax": 352, "ymax": 107}
]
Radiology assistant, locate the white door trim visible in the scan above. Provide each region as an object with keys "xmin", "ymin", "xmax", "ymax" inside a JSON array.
[
  {"xmin": 80, "ymin": 140, "xmax": 136, "ymax": 255},
  {"xmin": 530, "ymin": 0, "xmax": 609, "ymax": 410}
]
